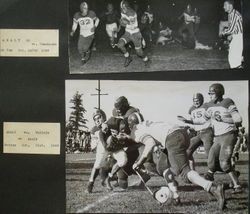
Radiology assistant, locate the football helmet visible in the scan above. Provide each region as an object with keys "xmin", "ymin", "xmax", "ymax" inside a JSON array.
[
  {"xmin": 114, "ymin": 96, "xmax": 129, "ymax": 116},
  {"xmin": 93, "ymin": 109, "xmax": 106, "ymax": 121},
  {"xmin": 208, "ymin": 83, "xmax": 225, "ymax": 99},
  {"xmin": 80, "ymin": 2, "xmax": 89, "ymax": 16},
  {"xmin": 120, "ymin": 0, "xmax": 130, "ymax": 13},
  {"xmin": 193, "ymin": 93, "xmax": 204, "ymax": 108},
  {"xmin": 127, "ymin": 112, "xmax": 144, "ymax": 129}
]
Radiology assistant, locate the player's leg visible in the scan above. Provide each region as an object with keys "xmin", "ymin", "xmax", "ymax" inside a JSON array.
[
  {"xmin": 117, "ymin": 32, "xmax": 133, "ymax": 67},
  {"xmin": 200, "ymin": 128, "xmax": 214, "ymax": 158},
  {"xmin": 186, "ymin": 134, "xmax": 202, "ymax": 170},
  {"xmin": 219, "ymin": 133, "xmax": 242, "ymax": 193},
  {"xmin": 228, "ymin": 34, "xmax": 243, "ymax": 68},
  {"xmin": 77, "ymin": 35, "xmax": 93, "ymax": 65},
  {"xmin": 205, "ymin": 139, "xmax": 221, "ymax": 181},
  {"xmin": 186, "ymin": 169, "xmax": 225, "ymax": 210},
  {"xmin": 132, "ymin": 32, "xmax": 150, "ymax": 66},
  {"xmin": 106, "ymin": 150, "xmax": 128, "ymax": 190}
]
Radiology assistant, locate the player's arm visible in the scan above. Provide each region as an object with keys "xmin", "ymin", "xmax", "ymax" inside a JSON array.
[
  {"xmin": 187, "ymin": 120, "xmax": 211, "ymax": 131},
  {"xmin": 223, "ymin": 12, "xmax": 239, "ymax": 35},
  {"xmin": 94, "ymin": 16, "xmax": 100, "ymax": 28},
  {"xmin": 133, "ymin": 136, "xmax": 156, "ymax": 169},
  {"xmin": 219, "ymin": 102, "xmax": 242, "ymax": 126},
  {"xmin": 177, "ymin": 115, "xmax": 193, "ymax": 124},
  {"xmin": 71, "ymin": 16, "xmax": 78, "ymax": 36}
]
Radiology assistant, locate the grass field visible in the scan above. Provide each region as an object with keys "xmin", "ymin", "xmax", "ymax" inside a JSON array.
[
  {"xmin": 69, "ymin": 25, "xmax": 229, "ymax": 74},
  {"xmin": 66, "ymin": 152, "xmax": 249, "ymax": 214}
]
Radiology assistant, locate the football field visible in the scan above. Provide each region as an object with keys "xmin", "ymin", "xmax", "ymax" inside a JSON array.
[
  {"xmin": 69, "ymin": 25, "xmax": 229, "ymax": 74},
  {"xmin": 66, "ymin": 152, "xmax": 249, "ymax": 214}
]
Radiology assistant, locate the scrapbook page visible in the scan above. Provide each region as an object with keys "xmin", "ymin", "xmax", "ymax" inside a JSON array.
[{"xmin": 0, "ymin": 0, "xmax": 249, "ymax": 213}]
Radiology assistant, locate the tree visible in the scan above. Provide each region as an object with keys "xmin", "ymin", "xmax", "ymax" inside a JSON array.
[{"xmin": 67, "ymin": 91, "xmax": 88, "ymax": 133}]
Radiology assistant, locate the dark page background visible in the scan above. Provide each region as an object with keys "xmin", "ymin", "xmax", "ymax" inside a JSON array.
[{"xmin": 0, "ymin": 0, "xmax": 249, "ymax": 213}]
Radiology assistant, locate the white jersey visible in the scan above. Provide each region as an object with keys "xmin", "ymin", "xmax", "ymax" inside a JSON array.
[
  {"xmin": 121, "ymin": 9, "xmax": 139, "ymax": 34},
  {"xmin": 73, "ymin": 11, "xmax": 97, "ymax": 37},
  {"xmin": 205, "ymin": 98, "xmax": 239, "ymax": 136},
  {"xmin": 131, "ymin": 121, "xmax": 183, "ymax": 147}
]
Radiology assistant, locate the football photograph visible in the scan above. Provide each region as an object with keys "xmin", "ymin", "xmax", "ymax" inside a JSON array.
[
  {"xmin": 68, "ymin": 0, "xmax": 243, "ymax": 74},
  {"xmin": 65, "ymin": 80, "xmax": 248, "ymax": 213}
]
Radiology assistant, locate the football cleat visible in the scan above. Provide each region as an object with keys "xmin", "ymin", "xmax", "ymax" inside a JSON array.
[
  {"xmin": 204, "ymin": 172, "xmax": 214, "ymax": 181},
  {"xmin": 232, "ymin": 185, "xmax": 243, "ymax": 194},
  {"xmin": 86, "ymin": 182, "xmax": 94, "ymax": 193},
  {"xmin": 81, "ymin": 59, "xmax": 86, "ymax": 65},
  {"xmin": 172, "ymin": 197, "xmax": 181, "ymax": 206},
  {"xmin": 124, "ymin": 56, "xmax": 132, "ymax": 67},
  {"xmin": 144, "ymin": 58, "xmax": 151, "ymax": 67},
  {"xmin": 106, "ymin": 176, "xmax": 113, "ymax": 191},
  {"xmin": 210, "ymin": 184, "xmax": 225, "ymax": 210}
]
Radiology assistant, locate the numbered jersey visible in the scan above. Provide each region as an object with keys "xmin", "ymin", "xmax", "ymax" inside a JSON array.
[
  {"xmin": 131, "ymin": 122, "xmax": 183, "ymax": 148},
  {"xmin": 121, "ymin": 9, "xmax": 139, "ymax": 34},
  {"xmin": 188, "ymin": 103, "xmax": 211, "ymax": 131},
  {"xmin": 73, "ymin": 11, "xmax": 97, "ymax": 37},
  {"xmin": 205, "ymin": 98, "xmax": 239, "ymax": 136}
]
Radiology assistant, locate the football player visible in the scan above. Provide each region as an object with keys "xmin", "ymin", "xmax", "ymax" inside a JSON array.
[
  {"xmin": 204, "ymin": 83, "xmax": 243, "ymax": 193},
  {"xmin": 110, "ymin": 96, "xmax": 151, "ymax": 190},
  {"xmin": 178, "ymin": 4, "xmax": 195, "ymax": 48},
  {"xmin": 102, "ymin": 3, "xmax": 120, "ymax": 48},
  {"xmin": 70, "ymin": 2, "xmax": 100, "ymax": 65},
  {"xmin": 178, "ymin": 93, "xmax": 213, "ymax": 170},
  {"xmin": 86, "ymin": 109, "xmax": 108, "ymax": 193},
  {"xmin": 119, "ymin": 112, "xmax": 226, "ymax": 210},
  {"xmin": 100, "ymin": 116, "xmax": 143, "ymax": 191},
  {"xmin": 117, "ymin": 0, "xmax": 150, "ymax": 67}
]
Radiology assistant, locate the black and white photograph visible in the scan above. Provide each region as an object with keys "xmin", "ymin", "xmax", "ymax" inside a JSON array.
[
  {"xmin": 65, "ymin": 80, "xmax": 248, "ymax": 213},
  {"xmin": 68, "ymin": 0, "xmax": 244, "ymax": 74}
]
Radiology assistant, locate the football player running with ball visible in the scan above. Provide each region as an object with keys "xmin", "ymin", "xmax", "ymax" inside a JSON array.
[
  {"xmin": 178, "ymin": 93, "xmax": 214, "ymax": 170},
  {"xmin": 70, "ymin": 2, "xmax": 100, "ymax": 65},
  {"xmin": 118, "ymin": 0, "xmax": 151, "ymax": 67},
  {"xmin": 119, "ymin": 112, "xmax": 226, "ymax": 210},
  {"xmin": 204, "ymin": 83, "xmax": 243, "ymax": 193}
]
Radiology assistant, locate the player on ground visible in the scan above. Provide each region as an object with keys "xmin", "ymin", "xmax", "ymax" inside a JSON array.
[
  {"xmin": 204, "ymin": 83, "xmax": 243, "ymax": 193},
  {"xmin": 178, "ymin": 93, "xmax": 213, "ymax": 170},
  {"xmin": 70, "ymin": 2, "xmax": 100, "ymax": 65},
  {"xmin": 118, "ymin": 0, "xmax": 151, "ymax": 67},
  {"xmin": 119, "ymin": 112, "xmax": 225, "ymax": 210},
  {"xmin": 102, "ymin": 3, "xmax": 120, "ymax": 48},
  {"xmin": 86, "ymin": 109, "xmax": 109, "ymax": 193},
  {"xmin": 222, "ymin": 0, "xmax": 243, "ymax": 68}
]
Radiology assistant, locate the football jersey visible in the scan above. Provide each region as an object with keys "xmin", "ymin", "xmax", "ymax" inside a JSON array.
[
  {"xmin": 183, "ymin": 10, "xmax": 194, "ymax": 24},
  {"xmin": 205, "ymin": 98, "xmax": 239, "ymax": 136},
  {"xmin": 105, "ymin": 10, "xmax": 119, "ymax": 24},
  {"xmin": 121, "ymin": 8, "xmax": 139, "ymax": 34},
  {"xmin": 188, "ymin": 103, "xmax": 211, "ymax": 131},
  {"xmin": 130, "ymin": 121, "xmax": 183, "ymax": 148},
  {"xmin": 73, "ymin": 11, "xmax": 97, "ymax": 37}
]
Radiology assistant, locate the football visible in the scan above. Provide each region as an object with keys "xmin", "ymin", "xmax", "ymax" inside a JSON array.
[{"xmin": 154, "ymin": 186, "xmax": 173, "ymax": 204}]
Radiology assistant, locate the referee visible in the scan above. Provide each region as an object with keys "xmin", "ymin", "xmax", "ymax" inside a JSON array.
[{"xmin": 222, "ymin": 0, "xmax": 243, "ymax": 69}]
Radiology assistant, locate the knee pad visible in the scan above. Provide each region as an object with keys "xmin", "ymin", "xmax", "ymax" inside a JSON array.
[
  {"xmin": 135, "ymin": 48, "xmax": 143, "ymax": 57},
  {"xmin": 220, "ymin": 160, "xmax": 231, "ymax": 173},
  {"xmin": 163, "ymin": 168, "xmax": 175, "ymax": 183},
  {"xmin": 117, "ymin": 39, "xmax": 126, "ymax": 49}
]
